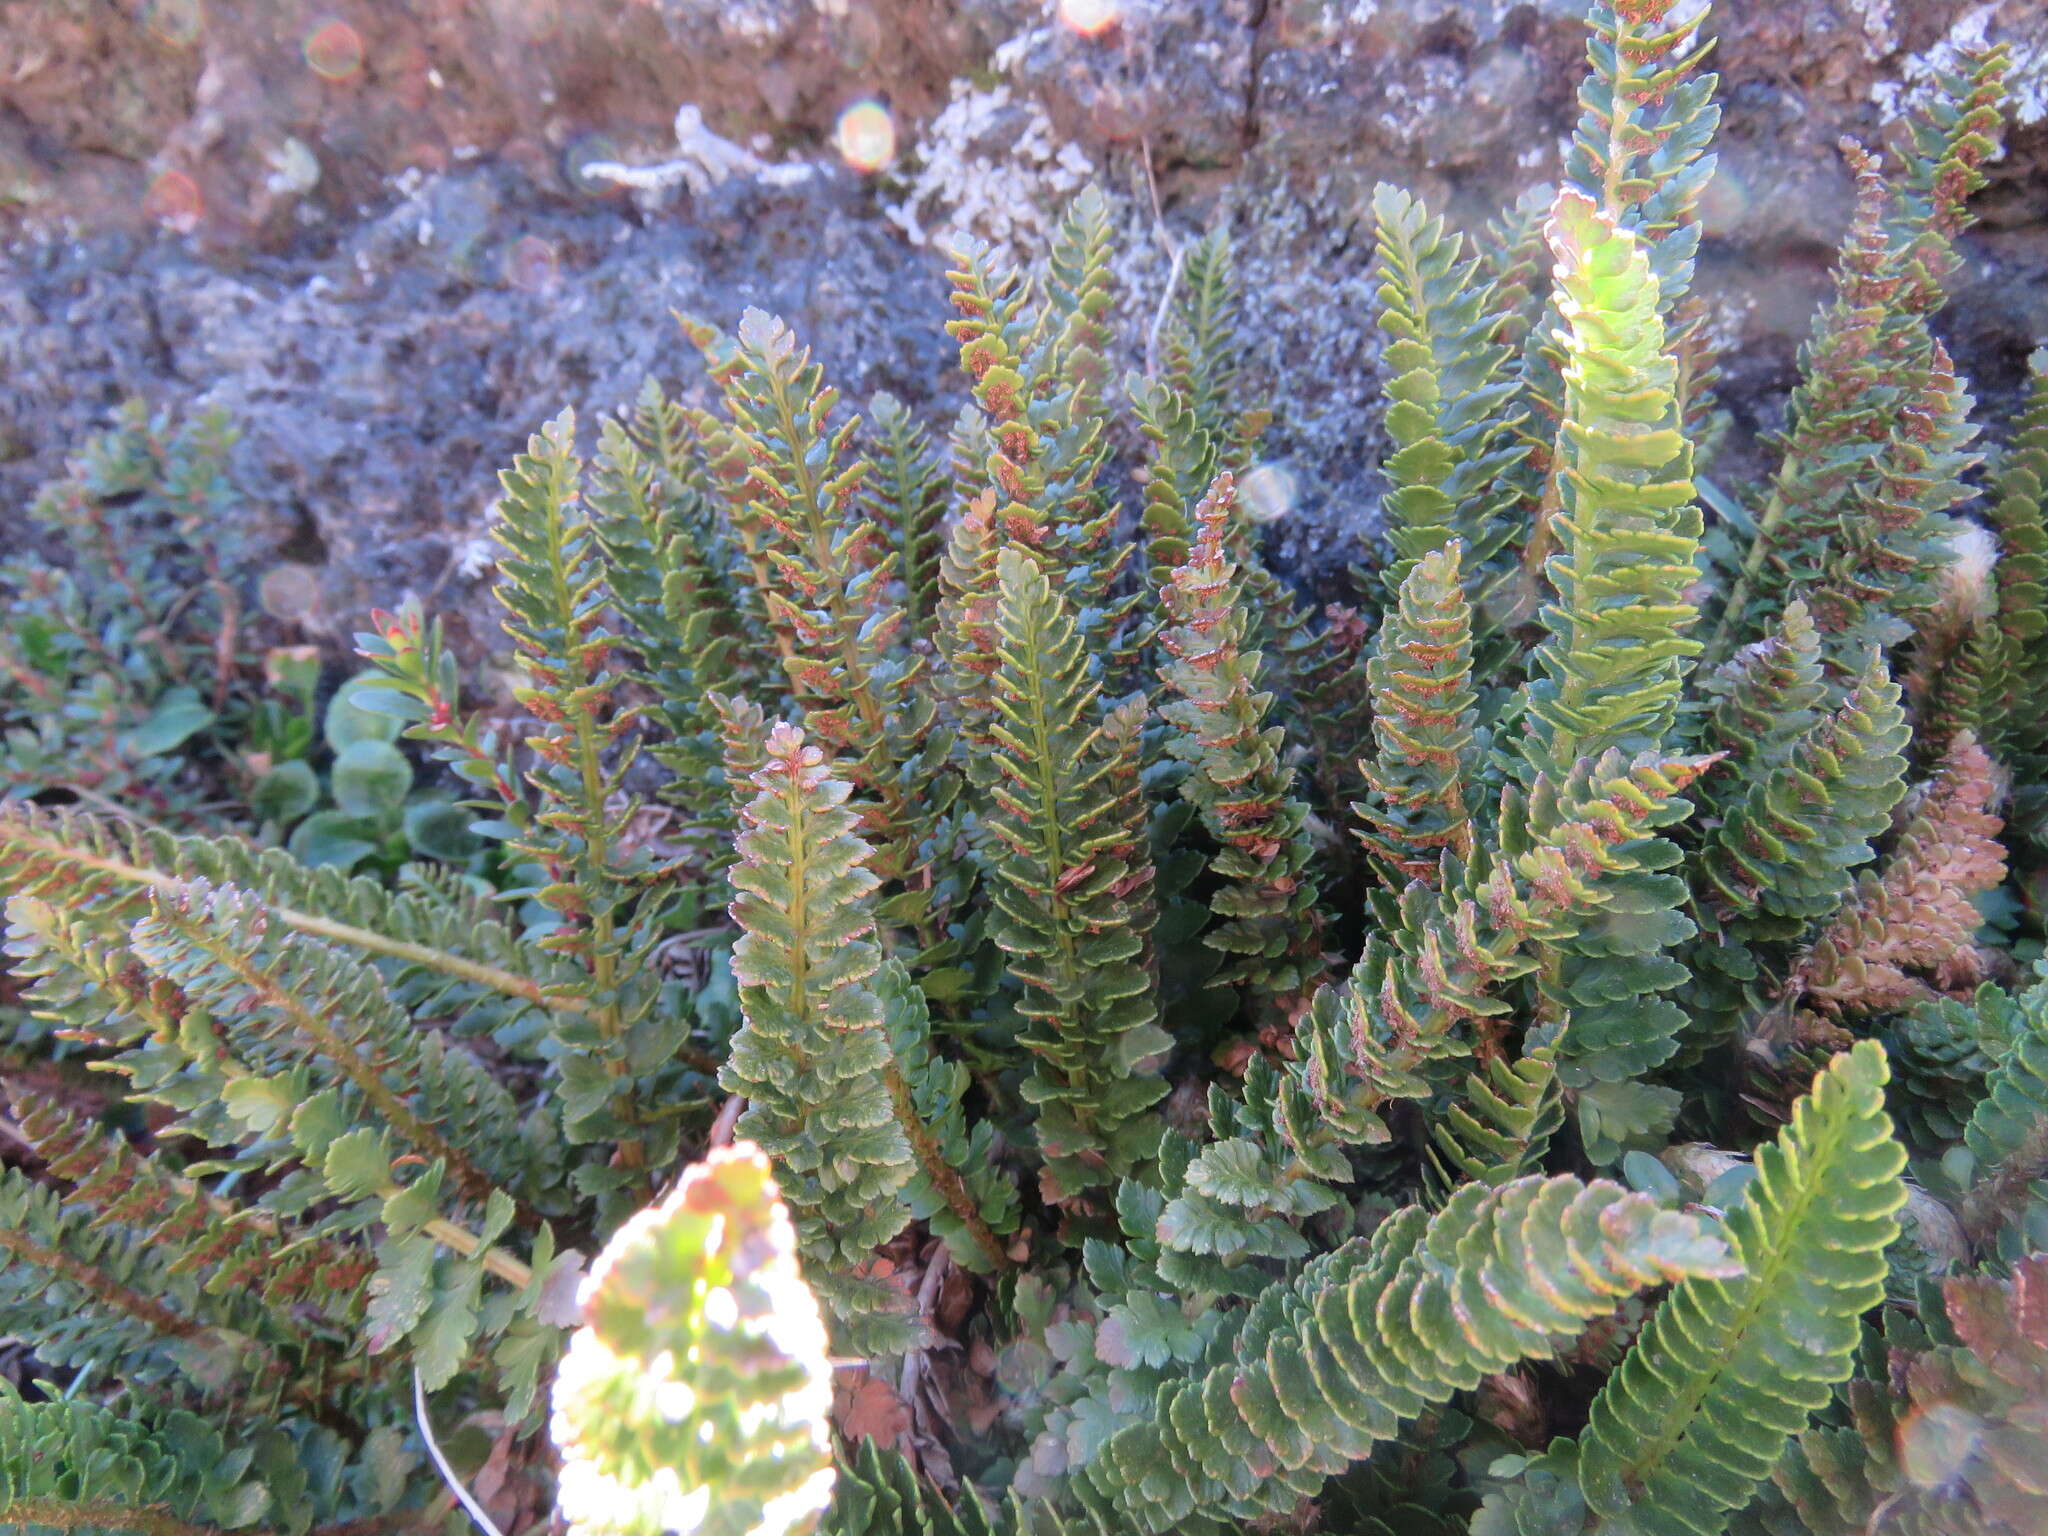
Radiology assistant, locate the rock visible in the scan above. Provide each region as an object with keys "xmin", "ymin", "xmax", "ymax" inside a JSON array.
[{"xmin": 3, "ymin": 0, "xmax": 2047, "ymax": 632}]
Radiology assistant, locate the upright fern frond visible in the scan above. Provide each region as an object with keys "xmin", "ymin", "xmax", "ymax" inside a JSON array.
[
  {"xmin": 488, "ymin": 412, "xmax": 659, "ymax": 1165},
  {"xmin": 1157, "ymin": 474, "xmax": 1324, "ymax": 1007},
  {"xmin": 1520, "ymin": 190, "xmax": 1702, "ymax": 780},
  {"xmin": 984, "ymin": 547, "xmax": 1169, "ymax": 1196},
  {"xmin": 1071, "ymin": 1176, "xmax": 1735, "ymax": 1531},
  {"xmin": 1486, "ymin": 1042, "xmax": 1905, "ymax": 1536},
  {"xmin": 1957, "ymin": 971, "xmax": 2048, "ymax": 1252},
  {"xmin": 1045, "ymin": 184, "xmax": 1119, "ymax": 428},
  {"xmin": 1720, "ymin": 55, "xmax": 2009, "ymax": 672},
  {"xmin": 862, "ymin": 391, "xmax": 950, "ymax": 642},
  {"xmin": 1128, "ymin": 370, "xmax": 1219, "ymax": 593},
  {"xmin": 1164, "ymin": 227, "xmax": 1268, "ymax": 466},
  {"xmin": 1427, "ymin": 1044, "xmax": 1565, "ymax": 1197},
  {"xmin": 719, "ymin": 721, "xmax": 917, "ymax": 1347},
  {"xmin": 1697, "ymin": 648, "xmax": 1910, "ymax": 925},
  {"xmin": 1369, "ymin": 184, "xmax": 1524, "ymax": 610},
  {"xmin": 1354, "ymin": 541, "xmax": 1482, "ymax": 885},
  {"xmin": 588, "ymin": 381, "xmax": 742, "ymax": 858},
  {"xmin": 1564, "ymin": 0, "xmax": 1721, "ymax": 310},
  {"xmin": 1982, "ymin": 349, "xmax": 2048, "ymax": 760},
  {"xmin": 1795, "ymin": 732, "xmax": 2007, "ymax": 1016},
  {"xmin": 944, "ymin": 239, "xmax": 1124, "ymax": 621},
  {"xmin": 691, "ymin": 310, "xmax": 947, "ymax": 916}
]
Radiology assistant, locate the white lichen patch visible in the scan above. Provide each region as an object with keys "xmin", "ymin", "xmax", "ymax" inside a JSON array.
[{"xmin": 882, "ymin": 82, "xmax": 1096, "ymax": 257}]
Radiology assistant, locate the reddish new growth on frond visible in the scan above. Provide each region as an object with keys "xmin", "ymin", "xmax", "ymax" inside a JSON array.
[
  {"xmin": 1159, "ymin": 472, "xmax": 1325, "ymax": 1006},
  {"xmin": 1796, "ymin": 731, "xmax": 2008, "ymax": 1015}
]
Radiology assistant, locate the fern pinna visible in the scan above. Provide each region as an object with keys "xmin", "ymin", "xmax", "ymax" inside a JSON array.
[{"xmin": 2, "ymin": 3, "xmax": 2047, "ymax": 1534}]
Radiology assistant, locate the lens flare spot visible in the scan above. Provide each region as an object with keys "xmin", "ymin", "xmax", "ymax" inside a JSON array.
[
  {"xmin": 835, "ymin": 100, "xmax": 897, "ymax": 173},
  {"xmin": 1240, "ymin": 462, "xmax": 1299, "ymax": 524},
  {"xmin": 1059, "ymin": 0, "xmax": 1120, "ymax": 36},
  {"xmin": 504, "ymin": 234, "xmax": 560, "ymax": 293},
  {"xmin": 304, "ymin": 19, "xmax": 364, "ymax": 82},
  {"xmin": 143, "ymin": 169, "xmax": 204, "ymax": 231},
  {"xmin": 144, "ymin": 0, "xmax": 205, "ymax": 47},
  {"xmin": 1897, "ymin": 1402, "xmax": 1983, "ymax": 1490}
]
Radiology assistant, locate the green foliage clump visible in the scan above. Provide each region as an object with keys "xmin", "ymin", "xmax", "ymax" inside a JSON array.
[{"xmin": 4, "ymin": 4, "xmax": 2048, "ymax": 1535}]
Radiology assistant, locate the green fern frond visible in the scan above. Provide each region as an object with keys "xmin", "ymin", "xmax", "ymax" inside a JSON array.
[
  {"xmin": 823, "ymin": 1441, "xmax": 1001, "ymax": 1536},
  {"xmin": 109, "ymin": 881, "xmax": 544, "ymax": 1212},
  {"xmin": 1958, "ymin": 969, "xmax": 2048, "ymax": 1252},
  {"xmin": 1354, "ymin": 541, "xmax": 1482, "ymax": 884},
  {"xmin": 1071, "ymin": 1175, "xmax": 1735, "ymax": 1530},
  {"xmin": 1164, "ymin": 227, "xmax": 1268, "ymax": 467},
  {"xmin": 1564, "ymin": 0, "xmax": 1720, "ymax": 309},
  {"xmin": 1157, "ymin": 474, "xmax": 1324, "ymax": 1006},
  {"xmin": 985, "ymin": 547, "xmax": 1169, "ymax": 1196},
  {"xmin": 862, "ymin": 391, "xmax": 950, "ymax": 643},
  {"xmin": 588, "ymin": 382, "xmax": 743, "ymax": 856},
  {"xmin": 1982, "ymin": 349, "xmax": 2048, "ymax": 759},
  {"xmin": 0, "ymin": 1389, "xmax": 293, "ymax": 1536},
  {"xmin": 1427, "ymin": 1045, "xmax": 1565, "ymax": 1198},
  {"xmin": 1696, "ymin": 600, "xmax": 1828, "ymax": 807},
  {"xmin": 1045, "ymin": 184, "xmax": 1119, "ymax": 429},
  {"xmin": 1697, "ymin": 648, "xmax": 1910, "ymax": 925},
  {"xmin": 1369, "ymin": 184, "xmax": 1525, "ymax": 609},
  {"xmin": 877, "ymin": 958, "xmax": 1020, "ymax": 1272},
  {"xmin": 1128, "ymin": 371, "xmax": 1219, "ymax": 594},
  {"xmin": 691, "ymin": 310, "xmax": 948, "ymax": 912},
  {"xmin": 719, "ymin": 720, "xmax": 917, "ymax": 1345},
  {"xmin": 1186, "ymin": 750, "xmax": 1716, "ymax": 1229},
  {"xmin": 1521, "ymin": 189, "xmax": 1702, "ymax": 779},
  {"xmin": 1489, "ymin": 1041, "xmax": 1906, "ymax": 1536}
]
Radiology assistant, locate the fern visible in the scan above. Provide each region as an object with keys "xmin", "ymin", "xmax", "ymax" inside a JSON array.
[
  {"xmin": 983, "ymin": 548, "xmax": 1168, "ymax": 1196},
  {"xmin": 1483, "ymin": 1041, "xmax": 1906, "ymax": 1536},
  {"xmin": 1354, "ymin": 540, "xmax": 1482, "ymax": 883},
  {"xmin": 1369, "ymin": 184, "xmax": 1524, "ymax": 613},
  {"xmin": 1074, "ymin": 1175, "xmax": 1734, "ymax": 1530},
  {"xmin": 1156, "ymin": 473, "xmax": 1324, "ymax": 1007}
]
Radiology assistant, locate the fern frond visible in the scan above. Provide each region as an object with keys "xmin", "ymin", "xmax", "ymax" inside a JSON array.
[
  {"xmin": 822, "ymin": 1440, "xmax": 1000, "ymax": 1536},
  {"xmin": 861, "ymin": 391, "xmax": 950, "ymax": 643},
  {"xmin": 1794, "ymin": 732, "xmax": 2007, "ymax": 1015},
  {"xmin": 0, "ymin": 1389, "xmax": 286, "ymax": 1536},
  {"xmin": 588, "ymin": 383, "xmax": 742, "ymax": 856},
  {"xmin": 1128, "ymin": 371, "xmax": 1218, "ymax": 593},
  {"xmin": 877, "ymin": 958, "xmax": 1020, "ymax": 1273},
  {"xmin": 10, "ymin": 1093, "xmax": 371, "ymax": 1320},
  {"xmin": 1489, "ymin": 1041, "xmax": 1906, "ymax": 1536},
  {"xmin": 1427, "ymin": 1043, "xmax": 1565, "ymax": 1198},
  {"xmin": 1369, "ymin": 184, "xmax": 1524, "ymax": 609},
  {"xmin": 1044, "ymin": 184, "xmax": 1118, "ymax": 429},
  {"xmin": 110, "ymin": 882, "xmax": 545, "ymax": 1211},
  {"xmin": 1157, "ymin": 474, "xmax": 1324, "ymax": 1006},
  {"xmin": 1521, "ymin": 190, "xmax": 1702, "ymax": 778},
  {"xmin": 719, "ymin": 721, "xmax": 916, "ymax": 1345},
  {"xmin": 1164, "ymin": 227, "xmax": 1268, "ymax": 467},
  {"xmin": 1354, "ymin": 541, "xmax": 1482, "ymax": 884},
  {"xmin": 1564, "ymin": 0, "xmax": 1720, "ymax": 309},
  {"xmin": 1697, "ymin": 648, "xmax": 1910, "ymax": 925},
  {"xmin": 1982, "ymin": 348, "xmax": 2048, "ymax": 760},
  {"xmin": 0, "ymin": 803, "xmax": 561, "ymax": 1027},
  {"xmin": 1071, "ymin": 1176, "xmax": 1735, "ymax": 1530},
  {"xmin": 1957, "ymin": 971, "xmax": 2048, "ymax": 1252},
  {"xmin": 1188, "ymin": 750, "xmax": 1716, "ymax": 1228},
  {"xmin": 984, "ymin": 547, "xmax": 1168, "ymax": 1195},
  {"xmin": 692, "ymin": 310, "xmax": 948, "ymax": 915},
  {"xmin": 551, "ymin": 1143, "xmax": 836, "ymax": 1536}
]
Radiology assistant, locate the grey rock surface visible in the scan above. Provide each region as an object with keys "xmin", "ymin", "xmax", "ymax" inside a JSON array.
[{"xmin": 3, "ymin": 0, "xmax": 2046, "ymax": 641}]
